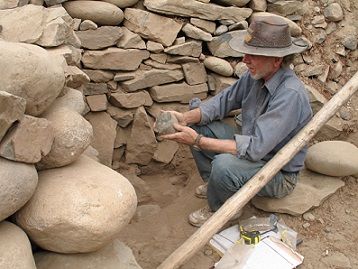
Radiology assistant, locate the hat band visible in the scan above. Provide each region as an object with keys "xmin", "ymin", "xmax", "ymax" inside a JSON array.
[{"xmin": 244, "ymin": 32, "xmax": 292, "ymax": 49}]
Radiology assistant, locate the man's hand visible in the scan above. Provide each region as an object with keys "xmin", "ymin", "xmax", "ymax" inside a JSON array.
[
  {"xmin": 166, "ymin": 111, "xmax": 187, "ymax": 126},
  {"xmin": 160, "ymin": 123, "xmax": 198, "ymax": 146}
]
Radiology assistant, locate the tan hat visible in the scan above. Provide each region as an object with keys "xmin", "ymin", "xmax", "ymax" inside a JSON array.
[{"xmin": 229, "ymin": 16, "xmax": 308, "ymax": 57}]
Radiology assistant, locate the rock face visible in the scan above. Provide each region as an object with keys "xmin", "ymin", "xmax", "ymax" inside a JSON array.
[
  {"xmin": 0, "ymin": 221, "xmax": 36, "ymax": 269},
  {"xmin": 0, "ymin": 40, "xmax": 65, "ymax": 116},
  {"xmin": 0, "ymin": 115, "xmax": 54, "ymax": 163},
  {"xmin": 0, "ymin": 157, "xmax": 38, "ymax": 222},
  {"xmin": 0, "ymin": 5, "xmax": 78, "ymax": 47},
  {"xmin": 82, "ymin": 48, "xmax": 150, "ymax": 71},
  {"xmin": 124, "ymin": 8, "xmax": 183, "ymax": 47},
  {"xmin": 35, "ymin": 240, "xmax": 142, "ymax": 269},
  {"xmin": 305, "ymin": 141, "xmax": 358, "ymax": 176},
  {"xmin": 126, "ymin": 107, "xmax": 157, "ymax": 165},
  {"xmin": 16, "ymin": 155, "xmax": 137, "ymax": 253},
  {"xmin": 76, "ymin": 26, "xmax": 123, "ymax": 49},
  {"xmin": 0, "ymin": 91, "xmax": 26, "ymax": 142},
  {"xmin": 85, "ymin": 112, "xmax": 117, "ymax": 167},
  {"xmin": 144, "ymin": 0, "xmax": 252, "ymax": 22},
  {"xmin": 63, "ymin": 1, "xmax": 124, "ymax": 26}
]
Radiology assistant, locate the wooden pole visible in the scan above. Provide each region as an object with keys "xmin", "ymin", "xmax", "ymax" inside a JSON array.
[{"xmin": 158, "ymin": 71, "xmax": 358, "ymax": 269}]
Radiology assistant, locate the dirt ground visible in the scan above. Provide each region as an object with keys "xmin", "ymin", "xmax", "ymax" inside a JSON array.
[{"xmin": 118, "ymin": 93, "xmax": 358, "ymax": 269}]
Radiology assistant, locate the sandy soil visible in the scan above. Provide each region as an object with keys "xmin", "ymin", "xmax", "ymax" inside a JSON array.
[{"xmin": 118, "ymin": 115, "xmax": 358, "ymax": 269}]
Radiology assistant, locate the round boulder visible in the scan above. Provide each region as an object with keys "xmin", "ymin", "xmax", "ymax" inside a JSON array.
[
  {"xmin": 35, "ymin": 240, "xmax": 142, "ymax": 269},
  {"xmin": 63, "ymin": 1, "xmax": 124, "ymax": 26},
  {"xmin": 37, "ymin": 107, "xmax": 93, "ymax": 170},
  {"xmin": 204, "ymin": 56, "xmax": 234, "ymax": 77},
  {"xmin": 0, "ymin": 221, "xmax": 36, "ymax": 269},
  {"xmin": 0, "ymin": 158, "xmax": 38, "ymax": 222},
  {"xmin": 305, "ymin": 141, "xmax": 358, "ymax": 176},
  {"xmin": 51, "ymin": 88, "xmax": 87, "ymax": 115},
  {"xmin": 16, "ymin": 155, "xmax": 137, "ymax": 253},
  {"xmin": 0, "ymin": 41, "xmax": 65, "ymax": 116},
  {"xmin": 102, "ymin": 0, "xmax": 140, "ymax": 8}
]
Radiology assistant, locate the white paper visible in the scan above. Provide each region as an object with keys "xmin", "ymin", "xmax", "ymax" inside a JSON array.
[{"xmin": 211, "ymin": 225, "xmax": 304, "ymax": 269}]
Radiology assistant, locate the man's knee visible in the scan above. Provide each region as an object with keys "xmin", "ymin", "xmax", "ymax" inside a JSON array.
[{"xmin": 210, "ymin": 154, "xmax": 238, "ymax": 181}]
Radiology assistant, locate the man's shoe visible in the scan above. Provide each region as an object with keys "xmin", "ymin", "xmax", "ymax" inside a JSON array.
[
  {"xmin": 188, "ymin": 205, "xmax": 213, "ymax": 227},
  {"xmin": 195, "ymin": 183, "xmax": 208, "ymax": 199},
  {"xmin": 188, "ymin": 206, "xmax": 243, "ymax": 227}
]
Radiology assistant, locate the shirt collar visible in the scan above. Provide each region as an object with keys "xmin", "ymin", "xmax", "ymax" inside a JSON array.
[{"xmin": 264, "ymin": 67, "xmax": 286, "ymax": 95}]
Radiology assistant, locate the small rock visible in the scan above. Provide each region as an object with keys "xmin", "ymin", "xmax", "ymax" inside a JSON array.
[
  {"xmin": 323, "ymin": 3, "xmax": 344, "ymax": 22},
  {"xmin": 313, "ymin": 29, "xmax": 327, "ymax": 44},
  {"xmin": 214, "ymin": 25, "xmax": 228, "ymax": 36},
  {"xmin": 325, "ymin": 22, "xmax": 337, "ymax": 35},
  {"xmin": 154, "ymin": 111, "xmax": 178, "ymax": 135},
  {"xmin": 345, "ymin": 209, "xmax": 351, "ymax": 214},
  {"xmin": 314, "ymin": 6, "xmax": 320, "ymax": 13},
  {"xmin": 303, "ymin": 212, "xmax": 315, "ymax": 221},
  {"xmin": 204, "ymin": 248, "xmax": 213, "ymax": 256},
  {"xmin": 302, "ymin": 222, "xmax": 311, "ymax": 229},
  {"xmin": 342, "ymin": 35, "xmax": 358, "ymax": 50},
  {"xmin": 324, "ymin": 227, "xmax": 331, "ymax": 233},
  {"xmin": 339, "ymin": 107, "xmax": 352, "ymax": 120},
  {"xmin": 335, "ymin": 46, "xmax": 346, "ymax": 56}
]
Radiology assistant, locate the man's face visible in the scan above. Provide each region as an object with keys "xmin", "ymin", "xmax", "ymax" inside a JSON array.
[{"xmin": 242, "ymin": 54, "xmax": 281, "ymax": 81}]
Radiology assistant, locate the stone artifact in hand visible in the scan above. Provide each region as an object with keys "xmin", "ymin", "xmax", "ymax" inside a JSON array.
[{"xmin": 154, "ymin": 111, "xmax": 179, "ymax": 135}]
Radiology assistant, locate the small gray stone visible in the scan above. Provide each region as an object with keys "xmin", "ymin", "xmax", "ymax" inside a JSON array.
[
  {"xmin": 342, "ymin": 35, "xmax": 357, "ymax": 50},
  {"xmin": 154, "ymin": 111, "xmax": 178, "ymax": 135},
  {"xmin": 323, "ymin": 3, "xmax": 344, "ymax": 22}
]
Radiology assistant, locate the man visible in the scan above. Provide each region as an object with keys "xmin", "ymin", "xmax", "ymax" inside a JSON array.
[{"xmin": 161, "ymin": 16, "xmax": 312, "ymax": 227}]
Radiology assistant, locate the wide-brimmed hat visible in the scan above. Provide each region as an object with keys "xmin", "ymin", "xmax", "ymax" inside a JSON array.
[{"xmin": 229, "ymin": 16, "xmax": 308, "ymax": 57}]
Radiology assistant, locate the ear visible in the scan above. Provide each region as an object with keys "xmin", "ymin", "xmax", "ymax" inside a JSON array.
[{"xmin": 274, "ymin": 57, "xmax": 283, "ymax": 67}]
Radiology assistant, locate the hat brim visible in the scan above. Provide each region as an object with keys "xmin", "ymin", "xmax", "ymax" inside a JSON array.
[{"xmin": 229, "ymin": 30, "xmax": 308, "ymax": 57}]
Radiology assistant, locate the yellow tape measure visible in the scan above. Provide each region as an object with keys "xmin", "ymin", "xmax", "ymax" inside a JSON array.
[{"xmin": 239, "ymin": 225, "xmax": 261, "ymax": 245}]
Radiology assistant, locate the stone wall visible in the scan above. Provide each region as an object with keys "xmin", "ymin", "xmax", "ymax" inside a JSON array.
[{"xmin": 0, "ymin": 0, "xmax": 357, "ymax": 267}]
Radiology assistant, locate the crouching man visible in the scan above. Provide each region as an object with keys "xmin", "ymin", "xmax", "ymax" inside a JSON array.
[{"xmin": 161, "ymin": 16, "xmax": 312, "ymax": 227}]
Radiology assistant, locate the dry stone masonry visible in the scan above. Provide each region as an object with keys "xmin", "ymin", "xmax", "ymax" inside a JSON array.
[{"xmin": 0, "ymin": 0, "xmax": 357, "ymax": 267}]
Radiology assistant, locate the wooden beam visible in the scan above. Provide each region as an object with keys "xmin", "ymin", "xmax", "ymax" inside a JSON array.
[{"xmin": 158, "ymin": 71, "xmax": 358, "ymax": 269}]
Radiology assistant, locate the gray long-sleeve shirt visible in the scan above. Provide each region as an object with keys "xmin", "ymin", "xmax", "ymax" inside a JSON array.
[{"xmin": 199, "ymin": 67, "xmax": 312, "ymax": 172}]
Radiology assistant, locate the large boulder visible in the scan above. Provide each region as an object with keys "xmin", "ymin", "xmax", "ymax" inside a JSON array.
[
  {"xmin": 16, "ymin": 155, "xmax": 137, "ymax": 253},
  {"xmin": 0, "ymin": 157, "xmax": 38, "ymax": 222},
  {"xmin": 0, "ymin": 221, "xmax": 36, "ymax": 269},
  {"xmin": 0, "ymin": 40, "xmax": 65, "ymax": 116},
  {"xmin": 63, "ymin": 1, "xmax": 124, "ymax": 26},
  {"xmin": 305, "ymin": 141, "xmax": 358, "ymax": 176},
  {"xmin": 37, "ymin": 107, "xmax": 93, "ymax": 170},
  {"xmin": 35, "ymin": 240, "xmax": 142, "ymax": 269}
]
